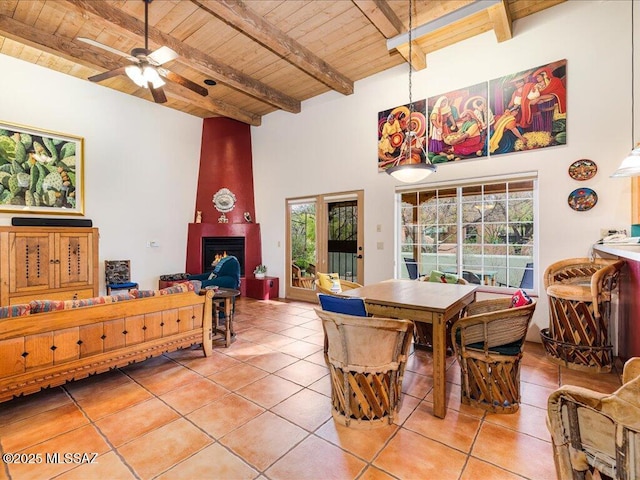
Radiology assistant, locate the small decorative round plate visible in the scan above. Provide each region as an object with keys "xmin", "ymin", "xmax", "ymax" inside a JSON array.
[
  {"xmin": 213, "ymin": 188, "xmax": 236, "ymax": 213},
  {"xmin": 568, "ymin": 187, "xmax": 598, "ymax": 212},
  {"xmin": 568, "ymin": 159, "xmax": 597, "ymax": 181}
]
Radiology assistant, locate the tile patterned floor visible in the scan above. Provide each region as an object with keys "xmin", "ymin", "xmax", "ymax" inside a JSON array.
[{"xmin": 0, "ymin": 297, "xmax": 624, "ymax": 480}]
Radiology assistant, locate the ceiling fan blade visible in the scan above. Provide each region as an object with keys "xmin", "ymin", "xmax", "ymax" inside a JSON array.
[
  {"xmin": 149, "ymin": 84, "xmax": 167, "ymax": 103},
  {"xmin": 77, "ymin": 37, "xmax": 138, "ymax": 63},
  {"xmin": 158, "ymin": 68, "xmax": 208, "ymax": 97},
  {"xmin": 88, "ymin": 67, "xmax": 128, "ymax": 83},
  {"xmin": 147, "ymin": 46, "xmax": 178, "ymax": 66}
]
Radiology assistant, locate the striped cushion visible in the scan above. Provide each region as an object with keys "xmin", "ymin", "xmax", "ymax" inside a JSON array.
[
  {"xmin": 29, "ymin": 300, "xmax": 66, "ymax": 314},
  {"xmin": 0, "ymin": 303, "xmax": 31, "ymax": 318},
  {"xmin": 63, "ymin": 296, "xmax": 112, "ymax": 309},
  {"xmin": 130, "ymin": 289, "xmax": 156, "ymax": 299},
  {"xmin": 158, "ymin": 283, "xmax": 193, "ymax": 295}
]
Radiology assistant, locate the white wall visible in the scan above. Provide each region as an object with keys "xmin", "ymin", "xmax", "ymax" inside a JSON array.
[
  {"xmin": 251, "ymin": 1, "xmax": 635, "ymax": 340},
  {"xmin": 0, "ymin": 54, "xmax": 203, "ymax": 291}
]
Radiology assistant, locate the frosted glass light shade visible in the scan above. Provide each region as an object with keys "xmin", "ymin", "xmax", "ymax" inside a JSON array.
[
  {"xmin": 125, "ymin": 65, "xmax": 146, "ymax": 88},
  {"xmin": 386, "ymin": 163, "xmax": 436, "ymax": 183},
  {"xmin": 611, "ymin": 146, "xmax": 640, "ymax": 177}
]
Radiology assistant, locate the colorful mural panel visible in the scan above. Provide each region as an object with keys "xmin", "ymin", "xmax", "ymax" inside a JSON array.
[
  {"xmin": 377, "ymin": 99, "xmax": 427, "ymax": 173},
  {"xmin": 488, "ymin": 59, "xmax": 567, "ymax": 156},
  {"xmin": 427, "ymin": 82, "xmax": 489, "ymax": 164}
]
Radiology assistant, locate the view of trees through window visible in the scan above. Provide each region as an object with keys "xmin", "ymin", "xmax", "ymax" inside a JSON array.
[
  {"xmin": 290, "ymin": 202, "xmax": 316, "ymax": 273},
  {"xmin": 399, "ymin": 179, "xmax": 535, "ymax": 289}
]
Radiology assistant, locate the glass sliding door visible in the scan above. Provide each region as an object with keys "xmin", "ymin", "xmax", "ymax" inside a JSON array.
[{"xmin": 286, "ymin": 190, "xmax": 363, "ymax": 301}]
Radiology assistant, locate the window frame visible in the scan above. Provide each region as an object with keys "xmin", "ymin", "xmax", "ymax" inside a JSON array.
[{"xmin": 395, "ymin": 172, "xmax": 538, "ymax": 294}]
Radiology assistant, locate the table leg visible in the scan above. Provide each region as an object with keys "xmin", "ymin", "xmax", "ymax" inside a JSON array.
[
  {"xmin": 224, "ymin": 298, "xmax": 232, "ymax": 347},
  {"xmin": 432, "ymin": 313, "xmax": 446, "ymax": 418}
]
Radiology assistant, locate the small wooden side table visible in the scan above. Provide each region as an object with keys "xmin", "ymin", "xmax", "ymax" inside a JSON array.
[{"xmin": 208, "ymin": 287, "xmax": 240, "ymax": 347}]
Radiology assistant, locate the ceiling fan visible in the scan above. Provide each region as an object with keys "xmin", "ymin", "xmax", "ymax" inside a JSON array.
[{"xmin": 78, "ymin": 0, "xmax": 207, "ymax": 104}]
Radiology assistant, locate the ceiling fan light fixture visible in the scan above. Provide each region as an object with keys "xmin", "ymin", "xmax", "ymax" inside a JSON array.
[
  {"xmin": 143, "ymin": 65, "xmax": 165, "ymax": 88},
  {"xmin": 125, "ymin": 65, "xmax": 147, "ymax": 88}
]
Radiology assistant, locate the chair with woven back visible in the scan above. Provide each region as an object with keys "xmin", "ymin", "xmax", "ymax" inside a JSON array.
[
  {"xmin": 104, "ymin": 260, "xmax": 138, "ymax": 295},
  {"xmin": 541, "ymin": 257, "xmax": 624, "ymax": 373},
  {"xmin": 451, "ymin": 296, "xmax": 537, "ymax": 413},
  {"xmin": 316, "ymin": 294, "xmax": 414, "ymax": 427}
]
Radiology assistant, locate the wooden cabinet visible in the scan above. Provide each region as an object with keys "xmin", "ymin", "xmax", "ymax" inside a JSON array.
[
  {"xmin": 0, "ymin": 226, "xmax": 99, "ymax": 306},
  {"xmin": 245, "ymin": 276, "xmax": 279, "ymax": 300}
]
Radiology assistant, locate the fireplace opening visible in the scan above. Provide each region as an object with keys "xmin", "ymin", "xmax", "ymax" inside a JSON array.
[{"xmin": 202, "ymin": 237, "xmax": 245, "ymax": 276}]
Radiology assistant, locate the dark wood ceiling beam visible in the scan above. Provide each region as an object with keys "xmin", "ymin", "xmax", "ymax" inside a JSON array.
[
  {"xmin": 191, "ymin": 0, "xmax": 353, "ymax": 96},
  {"xmin": 64, "ymin": 0, "xmax": 300, "ymax": 113},
  {"xmin": 352, "ymin": 0, "xmax": 404, "ymax": 38},
  {"xmin": 488, "ymin": 0, "xmax": 513, "ymax": 42},
  {"xmin": 0, "ymin": 13, "xmax": 261, "ymax": 125}
]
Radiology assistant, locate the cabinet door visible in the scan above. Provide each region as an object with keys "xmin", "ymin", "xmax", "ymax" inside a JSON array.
[
  {"xmin": 58, "ymin": 232, "xmax": 94, "ymax": 288},
  {"xmin": 0, "ymin": 337, "xmax": 25, "ymax": 376},
  {"xmin": 24, "ymin": 332, "xmax": 54, "ymax": 370},
  {"xmin": 9, "ymin": 232, "xmax": 55, "ymax": 293}
]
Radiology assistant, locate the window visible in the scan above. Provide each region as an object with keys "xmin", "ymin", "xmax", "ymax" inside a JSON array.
[{"xmin": 397, "ymin": 175, "xmax": 536, "ymax": 291}]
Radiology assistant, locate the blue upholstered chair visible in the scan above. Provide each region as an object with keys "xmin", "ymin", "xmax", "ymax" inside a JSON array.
[
  {"xmin": 105, "ymin": 260, "xmax": 138, "ymax": 295},
  {"xmin": 188, "ymin": 255, "xmax": 241, "ymax": 290}
]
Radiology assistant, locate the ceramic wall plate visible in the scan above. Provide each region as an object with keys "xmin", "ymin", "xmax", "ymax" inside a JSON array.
[
  {"xmin": 568, "ymin": 159, "xmax": 597, "ymax": 181},
  {"xmin": 568, "ymin": 187, "xmax": 598, "ymax": 211}
]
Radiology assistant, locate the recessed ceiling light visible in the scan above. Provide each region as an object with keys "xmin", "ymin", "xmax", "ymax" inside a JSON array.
[{"xmin": 204, "ymin": 79, "xmax": 217, "ymax": 86}]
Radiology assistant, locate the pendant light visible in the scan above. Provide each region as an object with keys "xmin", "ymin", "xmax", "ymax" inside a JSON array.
[
  {"xmin": 612, "ymin": 1, "xmax": 640, "ymax": 177},
  {"xmin": 386, "ymin": 0, "xmax": 436, "ymax": 183}
]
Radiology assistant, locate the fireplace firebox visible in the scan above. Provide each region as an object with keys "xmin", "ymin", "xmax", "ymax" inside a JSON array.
[{"xmin": 202, "ymin": 237, "xmax": 245, "ymax": 275}]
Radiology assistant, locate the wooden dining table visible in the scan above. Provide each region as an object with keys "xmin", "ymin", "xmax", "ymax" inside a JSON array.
[{"xmin": 341, "ymin": 279, "xmax": 478, "ymax": 418}]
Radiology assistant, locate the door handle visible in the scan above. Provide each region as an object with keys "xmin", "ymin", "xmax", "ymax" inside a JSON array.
[{"xmin": 356, "ymin": 255, "xmax": 363, "ymax": 259}]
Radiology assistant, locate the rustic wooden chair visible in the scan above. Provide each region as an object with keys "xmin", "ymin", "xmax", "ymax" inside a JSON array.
[
  {"xmin": 416, "ymin": 271, "xmax": 468, "ymax": 352},
  {"xmin": 547, "ymin": 357, "xmax": 640, "ymax": 480},
  {"xmin": 541, "ymin": 258, "xmax": 624, "ymax": 373},
  {"xmin": 451, "ymin": 297, "xmax": 536, "ymax": 413},
  {"xmin": 315, "ymin": 308, "xmax": 413, "ymax": 427}
]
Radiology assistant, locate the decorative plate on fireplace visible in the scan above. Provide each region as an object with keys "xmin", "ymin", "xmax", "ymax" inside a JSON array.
[{"xmin": 213, "ymin": 188, "xmax": 236, "ymax": 213}]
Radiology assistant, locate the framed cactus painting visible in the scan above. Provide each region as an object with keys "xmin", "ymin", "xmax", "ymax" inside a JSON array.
[{"xmin": 0, "ymin": 121, "xmax": 84, "ymax": 215}]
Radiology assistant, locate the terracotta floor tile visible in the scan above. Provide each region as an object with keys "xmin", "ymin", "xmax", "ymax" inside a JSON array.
[
  {"xmin": 243, "ymin": 350, "xmax": 299, "ymax": 373},
  {"xmin": 156, "ymin": 443, "xmax": 259, "ymax": 480},
  {"xmin": 424, "ymin": 381, "xmax": 486, "ymax": 418},
  {"xmin": 0, "ymin": 387, "xmax": 70, "ymax": 428},
  {"xmin": 277, "ymin": 340, "xmax": 323, "ymax": 359},
  {"xmin": 484, "ymin": 403, "xmax": 552, "ymax": 442},
  {"xmin": 560, "ymin": 368, "xmax": 622, "ymax": 393},
  {"xmin": 461, "ymin": 456, "xmax": 528, "ymax": 480},
  {"xmin": 373, "ymin": 429, "xmax": 467, "ymax": 480},
  {"xmin": 265, "ymin": 435, "xmax": 365, "ymax": 480},
  {"xmin": 471, "ymin": 422, "xmax": 556, "ymax": 479},
  {"xmin": 236, "ymin": 374, "xmax": 302, "ymax": 408},
  {"xmin": 304, "ymin": 350, "xmax": 328, "ymax": 367},
  {"xmin": 95, "ymin": 397, "xmax": 180, "ymax": 447},
  {"xmin": 358, "ymin": 465, "xmax": 398, "ymax": 480},
  {"xmin": 223, "ymin": 341, "xmax": 276, "ymax": 360},
  {"xmin": 404, "ymin": 400, "xmax": 481, "ymax": 452},
  {"xmin": 160, "ymin": 377, "xmax": 230, "ymax": 415},
  {"xmin": 307, "ymin": 374, "xmax": 332, "ymax": 397},
  {"xmin": 271, "ymin": 389, "xmax": 332, "ymax": 431},
  {"xmin": 187, "ymin": 393, "xmax": 265, "ymax": 439},
  {"xmin": 315, "ymin": 418, "xmax": 397, "ymax": 461},
  {"xmin": 64, "ymin": 369, "xmax": 135, "ymax": 400},
  {"xmin": 520, "ymin": 360, "xmax": 561, "ymax": 389},
  {"xmin": 520, "ymin": 381, "xmax": 557, "ymax": 410},
  {"xmin": 254, "ymin": 332, "xmax": 298, "ymax": 349},
  {"xmin": 405, "ymin": 352, "xmax": 434, "ymax": 376},
  {"xmin": 401, "ymin": 370, "xmax": 433, "ymax": 399},
  {"xmin": 0, "ymin": 402, "xmax": 89, "ymax": 452},
  {"xmin": 394, "ymin": 393, "xmax": 420, "ymax": 425},
  {"xmin": 220, "ymin": 412, "xmax": 308, "ymax": 470},
  {"xmin": 176, "ymin": 350, "xmax": 242, "ymax": 376},
  {"xmin": 7, "ymin": 424, "xmax": 110, "ymax": 479},
  {"xmin": 73, "ymin": 381, "xmax": 153, "ymax": 420},
  {"xmin": 274, "ymin": 359, "xmax": 328, "ymax": 387},
  {"xmin": 128, "ymin": 362, "xmax": 203, "ymax": 395},
  {"xmin": 208, "ymin": 362, "xmax": 269, "ymax": 390},
  {"xmin": 117, "ymin": 418, "xmax": 212, "ymax": 479},
  {"xmin": 55, "ymin": 451, "xmax": 136, "ymax": 480}
]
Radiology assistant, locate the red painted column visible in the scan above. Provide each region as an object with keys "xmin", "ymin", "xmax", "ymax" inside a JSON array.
[{"xmin": 186, "ymin": 118, "xmax": 261, "ymax": 281}]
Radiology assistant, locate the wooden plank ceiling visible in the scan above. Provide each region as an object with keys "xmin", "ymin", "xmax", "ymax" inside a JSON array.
[{"xmin": 0, "ymin": 0, "xmax": 565, "ymax": 126}]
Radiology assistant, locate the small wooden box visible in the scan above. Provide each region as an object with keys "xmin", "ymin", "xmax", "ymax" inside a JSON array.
[{"xmin": 245, "ymin": 276, "xmax": 279, "ymax": 300}]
